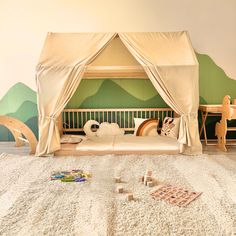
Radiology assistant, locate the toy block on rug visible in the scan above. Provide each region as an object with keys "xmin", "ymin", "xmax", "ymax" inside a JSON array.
[
  {"xmin": 127, "ymin": 193, "xmax": 134, "ymax": 201},
  {"xmin": 150, "ymin": 184, "xmax": 202, "ymax": 207},
  {"xmin": 147, "ymin": 181, "xmax": 154, "ymax": 187},
  {"xmin": 50, "ymin": 169, "xmax": 92, "ymax": 183},
  {"xmin": 114, "ymin": 176, "xmax": 121, "ymax": 183},
  {"xmin": 140, "ymin": 169, "xmax": 156, "ymax": 187},
  {"xmin": 116, "ymin": 186, "xmax": 124, "ymax": 193}
]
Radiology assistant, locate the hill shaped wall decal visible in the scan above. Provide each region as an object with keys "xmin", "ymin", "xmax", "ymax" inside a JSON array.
[
  {"xmin": 0, "ymin": 82, "xmax": 36, "ymax": 115},
  {"xmin": 77, "ymin": 80, "xmax": 168, "ymax": 109},
  {"xmin": 197, "ymin": 53, "xmax": 236, "ymax": 104}
]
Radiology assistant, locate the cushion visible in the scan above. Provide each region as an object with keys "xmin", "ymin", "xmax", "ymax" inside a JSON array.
[
  {"xmin": 83, "ymin": 120, "xmax": 100, "ymax": 137},
  {"xmin": 96, "ymin": 122, "xmax": 124, "ymax": 137},
  {"xmin": 161, "ymin": 117, "xmax": 180, "ymax": 139},
  {"xmin": 133, "ymin": 118, "xmax": 147, "ymax": 135},
  {"xmin": 136, "ymin": 118, "xmax": 159, "ymax": 136},
  {"xmin": 60, "ymin": 135, "xmax": 85, "ymax": 144}
]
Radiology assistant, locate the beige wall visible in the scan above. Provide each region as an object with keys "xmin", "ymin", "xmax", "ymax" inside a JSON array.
[{"xmin": 0, "ymin": 0, "xmax": 236, "ymax": 97}]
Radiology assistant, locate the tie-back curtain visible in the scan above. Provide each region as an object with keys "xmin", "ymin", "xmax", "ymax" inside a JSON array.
[
  {"xmin": 36, "ymin": 33, "xmax": 116, "ymax": 156},
  {"xmin": 118, "ymin": 32, "xmax": 202, "ymax": 154}
]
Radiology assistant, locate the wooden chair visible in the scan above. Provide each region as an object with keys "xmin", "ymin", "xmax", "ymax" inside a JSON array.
[{"xmin": 215, "ymin": 95, "xmax": 236, "ymax": 151}]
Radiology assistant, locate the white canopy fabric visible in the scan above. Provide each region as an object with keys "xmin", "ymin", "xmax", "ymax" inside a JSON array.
[
  {"xmin": 118, "ymin": 32, "xmax": 202, "ymax": 154},
  {"xmin": 36, "ymin": 33, "xmax": 116, "ymax": 155},
  {"xmin": 36, "ymin": 31, "xmax": 202, "ymax": 156}
]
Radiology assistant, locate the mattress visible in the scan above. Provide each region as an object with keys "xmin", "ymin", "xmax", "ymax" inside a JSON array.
[
  {"xmin": 76, "ymin": 136, "xmax": 115, "ymax": 151},
  {"xmin": 76, "ymin": 135, "xmax": 180, "ymax": 152},
  {"xmin": 113, "ymin": 135, "xmax": 179, "ymax": 151}
]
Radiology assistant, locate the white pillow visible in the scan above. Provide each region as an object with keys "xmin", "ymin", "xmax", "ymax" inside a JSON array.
[
  {"xmin": 133, "ymin": 118, "xmax": 147, "ymax": 135},
  {"xmin": 83, "ymin": 120, "xmax": 100, "ymax": 137},
  {"xmin": 96, "ymin": 122, "xmax": 124, "ymax": 137},
  {"xmin": 161, "ymin": 117, "xmax": 180, "ymax": 139}
]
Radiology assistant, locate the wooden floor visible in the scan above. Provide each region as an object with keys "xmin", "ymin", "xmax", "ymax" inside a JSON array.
[{"xmin": 0, "ymin": 141, "xmax": 236, "ymax": 159}]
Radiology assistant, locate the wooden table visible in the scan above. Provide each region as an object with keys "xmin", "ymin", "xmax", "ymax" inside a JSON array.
[{"xmin": 199, "ymin": 104, "xmax": 236, "ymax": 145}]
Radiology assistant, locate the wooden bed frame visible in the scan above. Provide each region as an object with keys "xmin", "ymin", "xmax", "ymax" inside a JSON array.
[
  {"xmin": 56, "ymin": 107, "xmax": 178, "ymax": 156},
  {"xmin": 215, "ymin": 95, "xmax": 236, "ymax": 151},
  {"xmin": 59, "ymin": 107, "xmax": 176, "ymax": 134}
]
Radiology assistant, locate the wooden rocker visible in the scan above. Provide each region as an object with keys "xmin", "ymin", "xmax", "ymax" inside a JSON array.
[
  {"xmin": 0, "ymin": 115, "xmax": 38, "ymax": 154},
  {"xmin": 215, "ymin": 95, "xmax": 236, "ymax": 152}
]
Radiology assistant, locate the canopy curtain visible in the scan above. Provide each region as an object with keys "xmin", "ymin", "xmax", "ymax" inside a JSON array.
[
  {"xmin": 119, "ymin": 32, "xmax": 202, "ymax": 154},
  {"xmin": 36, "ymin": 33, "xmax": 116, "ymax": 156}
]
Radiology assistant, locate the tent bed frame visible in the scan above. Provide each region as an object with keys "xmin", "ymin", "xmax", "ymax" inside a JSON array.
[{"xmin": 56, "ymin": 107, "xmax": 179, "ymax": 156}]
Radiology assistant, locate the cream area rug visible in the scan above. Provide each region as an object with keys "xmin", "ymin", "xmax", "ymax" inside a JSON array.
[{"xmin": 0, "ymin": 153, "xmax": 235, "ymax": 236}]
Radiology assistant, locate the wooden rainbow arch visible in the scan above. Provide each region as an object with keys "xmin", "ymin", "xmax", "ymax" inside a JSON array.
[{"xmin": 0, "ymin": 115, "xmax": 38, "ymax": 154}]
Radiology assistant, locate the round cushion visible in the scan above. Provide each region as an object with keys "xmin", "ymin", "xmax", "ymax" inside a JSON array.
[{"xmin": 83, "ymin": 120, "xmax": 100, "ymax": 137}]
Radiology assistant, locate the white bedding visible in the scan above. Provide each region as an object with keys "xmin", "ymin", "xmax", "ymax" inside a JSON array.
[
  {"xmin": 76, "ymin": 136, "xmax": 114, "ymax": 151},
  {"xmin": 76, "ymin": 135, "xmax": 180, "ymax": 152},
  {"xmin": 113, "ymin": 135, "xmax": 179, "ymax": 151}
]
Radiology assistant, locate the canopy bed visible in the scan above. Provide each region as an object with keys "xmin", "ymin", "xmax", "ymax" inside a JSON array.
[{"xmin": 35, "ymin": 31, "xmax": 202, "ymax": 156}]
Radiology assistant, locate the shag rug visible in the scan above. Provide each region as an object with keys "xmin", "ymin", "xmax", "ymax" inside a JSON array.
[{"xmin": 0, "ymin": 153, "xmax": 235, "ymax": 236}]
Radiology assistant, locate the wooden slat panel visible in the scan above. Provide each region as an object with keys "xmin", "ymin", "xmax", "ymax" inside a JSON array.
[{"xmin": 62, "ymin": 107, "xmax": 174, "ymax": 133}]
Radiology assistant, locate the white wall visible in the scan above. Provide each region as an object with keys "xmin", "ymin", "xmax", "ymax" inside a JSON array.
[{"xmin": 0, "ymin": 0, "xmax": 236, "ymax": 97}]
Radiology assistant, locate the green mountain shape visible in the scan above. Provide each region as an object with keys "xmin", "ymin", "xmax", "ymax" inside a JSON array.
[
  {"xmin": 112, "ymin": 79, "xmax": 158, "ymax": 101},
  {"xmin": 7, "ymin": 100, "xmax": 38, "ymax": 123},
  {"xmin": 0, "ymin": 101, "xmax": 38, "ymax": 141},
  {"xmin": 0, "ymin": 126, "xmax": 13, "ymax": 141},
  {"xmin": 68, "ymin": 79, "xmax": 105, "ymax": 108},
  {"xmin": 196, "ymin": 53, "xmax": 236, "ymax": 104},
  {"xmin": 25, "ymin": 116, "xmax": 38, "ymax": 139},
  {"xmin": 0, "ymin": 82, "xmax": 36, "ymax": 115},
  {"xmin": 77, "ymin": 80, "xmax": 168, "ymax": 108}
]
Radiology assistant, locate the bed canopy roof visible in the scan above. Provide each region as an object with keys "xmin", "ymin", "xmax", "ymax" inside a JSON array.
[{"xmin": 36, "ymin": 31, "xmax": 202, "ymax": 156}]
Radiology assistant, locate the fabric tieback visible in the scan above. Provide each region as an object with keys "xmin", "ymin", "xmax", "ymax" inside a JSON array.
[
  {"xmin": 178, "ymin": 112, "xmax": 197, "ymax": 146},
  {"xmin": 38, "ymin": 115, "xmax": 58, "ymax": 154},
  {"xmin": 39, "ymin": 115, "xmax": 57, "ymax": 121}
]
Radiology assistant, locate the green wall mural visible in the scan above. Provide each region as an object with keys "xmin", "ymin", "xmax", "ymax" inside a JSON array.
[
  {"xmin": 67, "ymin": 79, "xmax": 167, "ymax": 109},
  {"xmin": 0, "ymin": 53, "xmax": 236, "ymax": 141},
  {"xmin": 198, "ymin": 53, "xmax": 236, "ymax": 104},
  {"xmin": 0, "ymin": 83, "xmax": 38, "ymax": 141}
]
